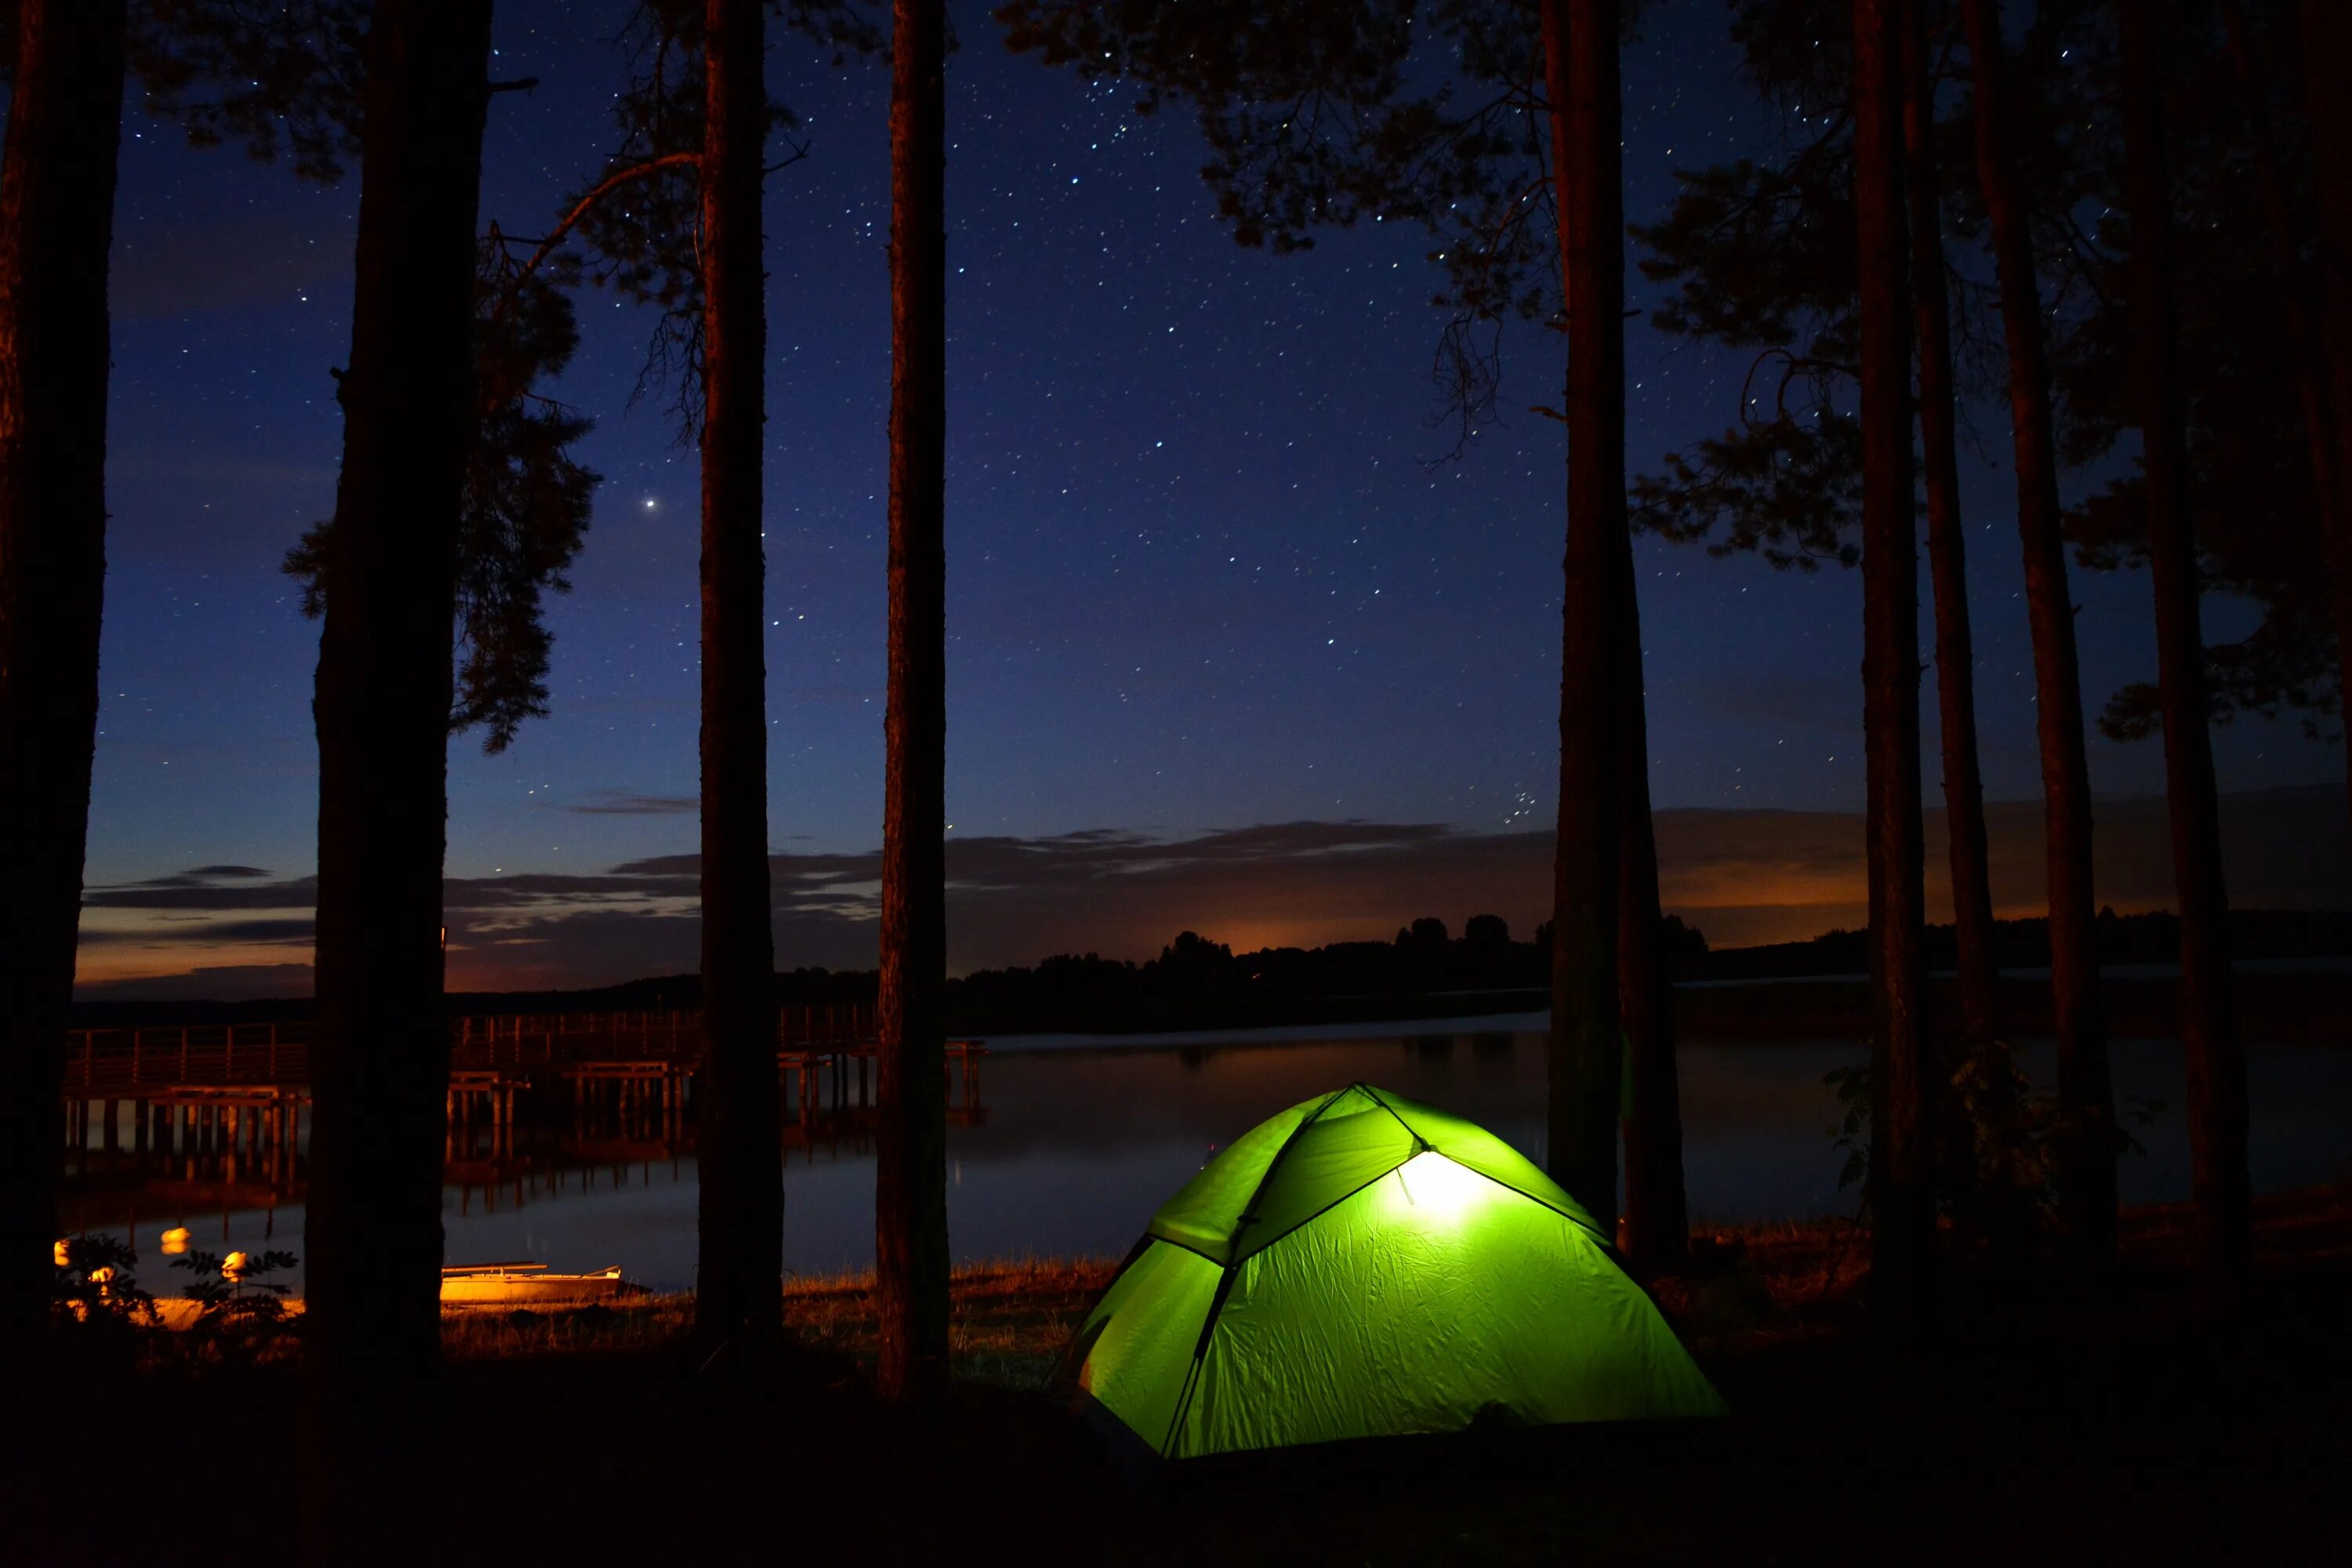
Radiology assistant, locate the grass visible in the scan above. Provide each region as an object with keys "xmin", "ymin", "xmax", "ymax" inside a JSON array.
[
  {"xmin": 19, "ymin": 1188, "xmax": 2350, "ymax": 1565},
  {"xmin": 434, "ymin": 1254, "xmax": 1120, "ymax": 1386},
  {"xmin": 438, "ymin": 1185, "xmax": 2352, "ymax": 1373}
]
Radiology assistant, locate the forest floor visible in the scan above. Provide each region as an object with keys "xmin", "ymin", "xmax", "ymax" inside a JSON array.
[{"xmin": 11, "ymin": 1188, "xmax": 2349, "ymax": 1566}]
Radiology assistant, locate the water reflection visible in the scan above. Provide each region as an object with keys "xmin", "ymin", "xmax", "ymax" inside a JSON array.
[{"xmin": 56, "ymin": 1016, "xmax": 2352, "ymax": 1295}]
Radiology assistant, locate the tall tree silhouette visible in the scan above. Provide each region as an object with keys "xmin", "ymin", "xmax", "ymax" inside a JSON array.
[
  {"xmin": 1630, "ymin": 0, "xmax": 2003, "ymax": 1069},
  {"xmin": 539, "ymin": 0, "xmax": 874, "ymax": 1359},
  {"xmin": 1852, "ymin": 0, "xmax": 1934, "ymax": 1323},
  {"xmin": 299, "ymin": 0, "xmax": 495, "ymax": 1552},
  {"xmin": 999, "ymin": 0, "xmax": 1679, "ymax": 1238},
  {"xmin": 0, "ymin": 0, "xmax": 583, "ymax": 1351},
  {"xmin": 0, "ymin": 0, "xmax": 128, "ymax": 1349},
  {"xmin": 1542, "ymin": 0, "xmax": 1628, "ymax": 1227},
  {"xmin": 1613, "ymin": 459, "xmax": 1686, "ymax": 1272},
  {"xmin": 876, "ymin": 0, "xmax": 952, "ymax": 1400},
  {"xmin": 2050, "ymin": 4, "xmax": 2335, "ymax": 796},
  {"xmin": 2116, "ymin": 0, "xmax": 2246, "ymax": 1285},
  {"xmin": 1900, "ymin": 0, "xmax": 1998, "ymax": 1058},
  {"xmin": 285, "ymin": 240, "xmax": 601, "ymax": 753},
  {"xmin": 1959, "ymin": 0, "xmax": 2114, "ymax": 1265},
  {"xmin": 2196, "ymin": 2, "xmax": 2343, "ymax": 833},
  {"xmin": 146, "ymin": 2, "xmax": 597, "ymax": 753},
  {"xmin": 695, "ymin": 0, "xmax": 783, "ymax": 1359},
  {"xmin": 2310, "ymin": 0, "xmax": 2352, "ymax": 843}
]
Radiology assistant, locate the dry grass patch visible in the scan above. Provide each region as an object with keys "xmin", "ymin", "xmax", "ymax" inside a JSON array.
[
  {"xmin": 430, "ymin": 1255, "xmax": 1120, "ymax": 1383},
  {"xmin": 781, "ymin": 1255, "xmax": 1116, "ymax": 1385}
]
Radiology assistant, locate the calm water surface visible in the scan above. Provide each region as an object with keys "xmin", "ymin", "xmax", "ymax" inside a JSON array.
[{"xmin": 71, "ymin": 1014, "xmax": 2352, "ymax": 1294}]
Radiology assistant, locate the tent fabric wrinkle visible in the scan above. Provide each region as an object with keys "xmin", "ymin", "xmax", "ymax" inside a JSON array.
[{"xmin": 1065, "ymin": 1083, "xmax": 1725, "ymax": 1460}]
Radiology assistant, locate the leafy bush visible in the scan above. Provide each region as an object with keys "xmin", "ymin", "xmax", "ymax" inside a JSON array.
[
  {"xmin": 1826, "ymin": 1047, "xmax": 2166, "ymax": 1258},
  {"xmin": 172, "ymin": 1248, "xmax": 300, "ymax": 1368},
  {"xmin": 53, "ymin": 1234, "xmax": 158, "ymax": 1334}
]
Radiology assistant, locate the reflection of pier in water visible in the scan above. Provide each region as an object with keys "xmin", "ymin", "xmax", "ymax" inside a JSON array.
[{"xmin": 55, "ymin": 1007, "xmax": 988, "ymax": 1237}]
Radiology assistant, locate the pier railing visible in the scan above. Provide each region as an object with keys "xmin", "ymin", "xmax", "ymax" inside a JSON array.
[
  {"xmin": 61, "ymin": 1025, "xmax": 310, "ymax": 1093},
  {"xmin": 62, "ymin": 1002, "xmax": 884, "ymax": 1095}
]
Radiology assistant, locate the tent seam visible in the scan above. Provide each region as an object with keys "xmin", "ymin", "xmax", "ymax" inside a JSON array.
[
  {"xmin": 1160, "ymin": 1087, "xmax": 1349, "ymax": 1456},
  {"xmin": 1226, "ymin": 1158, "xmax": 1415, "ymax": 1265},
  {"xmin": 1458, "ymin": 1163, "xmax": 1611, "ymax": 1241},
  {"xmin": 1138, "ymin": 1229, "xmax": 1226, "ymax": 1266},
  {"xmin": 1362, "ymin": 1086, "xmax": 1606, "ymax": 1241},
  {"xmin": 1359, "ymin": 1083, "xmax": 1428, "ymax": 1149}
]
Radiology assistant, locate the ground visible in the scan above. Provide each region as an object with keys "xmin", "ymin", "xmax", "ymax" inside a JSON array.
[{"xmin": 9, "ymin": 1192, "xmax": 2348, "ymax": 1566}]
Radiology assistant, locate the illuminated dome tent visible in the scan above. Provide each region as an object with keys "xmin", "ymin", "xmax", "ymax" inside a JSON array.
[{"xmin": 1063, "ymin": 1083, "xmax": 1724, "ymax": 1459}]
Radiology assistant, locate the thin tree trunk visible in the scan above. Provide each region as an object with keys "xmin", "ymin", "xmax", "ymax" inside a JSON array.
[
  {"xmin": 2216, "ymin": 2, "xmax": 2345, "ymax": 730},
  {"xmin": 2305, "ymin": 0, "xmax": 2352, "ymax": 849},
  {"xmin": 694, "ymin": 0, "xmax": 782, "ymax": 1358},
  {"xmin": 1541, "ymin": 0, "xmax": 1624, "ymax": 1228},
  {"xmin": 299, "ymin": 0, "xmax": 492, "ymax": 1552},
  {"xmin": 0, "ymin": 0, "xmax": 127, "ymax": 1352},
  {"xmin": 876, "ymin": 0, "xmax": 951, "ymax": 1402},
  {"xmin": 1589, "ymin": 0, "xmax": 1686, "ymax": 1277},
  {"xmin": 1961, "ymin": 0, "xmax": 2115, "ymax": 1265},
  {"xmin": 1617, "ymin": 635, "xmax": 1689, "ymax": 1276},
  {"xmin": 1900, "ymin": 0, "xmax": 1999, "ymax": 1058},
  {"xmin": 1854, "ymin": 0, "xmax": 1936, "ymax": 1324},
  {"xmin": 2118, "ymin": 0, "xmax": 2249, "ymax": 1287}
]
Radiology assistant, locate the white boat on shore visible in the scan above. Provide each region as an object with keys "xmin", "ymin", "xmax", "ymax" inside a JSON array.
[{"xmin": 439, "ymin": 1261, "xmax": 635, "ymax": 1308}]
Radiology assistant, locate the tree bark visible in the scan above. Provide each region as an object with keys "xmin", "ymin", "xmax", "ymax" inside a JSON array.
[
  {"xmin": 1900, "ymin": 0, "xmax": 1999, "ymax": 1059},
  {"xmin": 2305, "ymin": 0, "xmax": 2352, "ymax": 851},
  {"xmin": 2214, "ymin": 5, "xmax": 2346, "ymax": 782},
  {"xmin": 1961, "ymin": 0, "xmax": 2115, "ymax": 1265},
  {"xmin": 1616, "ymin": 627, "xmax": 1689, "ymax": 1276},
  {"xmin": 1541, "ymin": 0, "xmax": 1625, "ymax": 1229},
  {"xmin": 694, "ymin": 0, "xmax": 783, "ymax": 1358},
  {"xmin": 876, "ymin": 0, "xmax": 952, "ymax": 1403},
  {"xmin": 1563, "ymin": 0, "xmax": 1685, "ymax": 1278},
  {"xmin": 299, "ymin": 0, "xmax": 492, "ymax": 1552},
  {"xmin": 0, "ymin": 0, "xmax": 127, "ymax": 1350},
  {"xmin": 2118, "ymin": 0, "xmax": 2249, "ymax": 1287},
  {"xmin": 1853, "ymin": 0, "xmax": 1936, "ymax": 1325}
]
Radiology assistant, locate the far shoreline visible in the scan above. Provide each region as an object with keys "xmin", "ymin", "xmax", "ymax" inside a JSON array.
[{"xmin": 69, "ymin": 965, "xmax": 2351, "ymax": 1047}]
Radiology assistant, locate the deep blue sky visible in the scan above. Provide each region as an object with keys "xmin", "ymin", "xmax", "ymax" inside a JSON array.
[{"xmin": 78, "ymin": 0, "xmax": 2341, "ymax": 990}]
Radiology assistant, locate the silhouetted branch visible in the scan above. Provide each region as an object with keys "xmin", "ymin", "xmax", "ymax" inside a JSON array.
[{"xmin": 506, "ymin": 149, "xmax": 704, "ymax": 294}]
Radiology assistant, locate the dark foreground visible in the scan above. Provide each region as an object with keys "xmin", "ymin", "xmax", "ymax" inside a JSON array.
[{"xmin": 10, "ymin": 1194, "xmax": 2349, "ymax": 1566}]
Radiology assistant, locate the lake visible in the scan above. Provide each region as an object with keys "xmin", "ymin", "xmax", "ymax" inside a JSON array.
[{"xmin": 63, "ymin": 1013, "xmax": 2352, "ymax": 1294}]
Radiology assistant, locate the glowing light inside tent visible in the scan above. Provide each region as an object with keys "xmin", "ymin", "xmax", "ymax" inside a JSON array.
[{"xmin": 1385, "ymin": 1149, "xmax": 1495, "ymax": 1227}]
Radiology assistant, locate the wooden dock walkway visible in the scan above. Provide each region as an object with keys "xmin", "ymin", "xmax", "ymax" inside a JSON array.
[{"xmin": 59, "ymin": 1004, "xmax": 988, "ymax": 1156}]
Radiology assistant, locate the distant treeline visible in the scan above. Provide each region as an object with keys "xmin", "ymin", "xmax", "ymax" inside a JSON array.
[
  {"xmin": 1705, "ymin": 907, "xmax": 2352, "ymax": 982},
  {"xmin": 70, "ymin": 906, "xmax": 2352, "ymax": 1033}
]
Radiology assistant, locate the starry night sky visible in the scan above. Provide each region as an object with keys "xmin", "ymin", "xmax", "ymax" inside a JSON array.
[{"xmin": 74, "ymin": 0, "xmax": 2345, "ymax": 994}]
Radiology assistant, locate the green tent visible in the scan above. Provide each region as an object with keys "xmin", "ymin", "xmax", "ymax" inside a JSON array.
[{"xmin": 1065, "ymin": 1083, "xmax": 1724, "ymax": 1459}]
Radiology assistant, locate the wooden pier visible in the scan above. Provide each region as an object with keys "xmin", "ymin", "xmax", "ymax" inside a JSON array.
[{"xmin": 60, "ymin": 1004, "xmax": 989, "ymax": 1161}]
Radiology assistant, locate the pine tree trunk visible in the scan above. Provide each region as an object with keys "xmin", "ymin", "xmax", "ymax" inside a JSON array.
[
  {"xmin": 2305, "ymin": 0, "xmax": 2352, "ymax": 850},
  {"xmin": 1853, "ymin": 0, "xmax": 1936, "ymax": 1323},
  {"xmin": 2118, "ymin": 0, "xmax": 2249, "ymax": 1287},
  {"xmin": 876, "ymin": 0, "xmax": 952, "ymax": 1403},
  {"xmin": 1577, "ymin": 0, "xmax": 1685, "ymax": 1277},
  {"xmin": 1541, "ymin": 0, "xmax": 1624, "ymax": 1228},
  {"xmin": 1900, "ymin": 0, "xmax": 1999, "ymax": 1058},
  {"xmin": 2215, "ymin": 5, "xmax": 2347, "ymax": 793},
  {"xmin": 1617, "ymin": 637, "xmax": 1689, "ymax": 1276},
  {"xmin": 1961, "ymin": 0, "xmax": 2116, "ymax": 1265},
  {"xmin": 299, "ymin": 0, "xmax": 492, "ymax": 1552},
  {"xmin": 694, "ymin": 0, "xmax": 782, "ymax": 1358},
  {"xmin": 0, "ymin": 0, "xmax": 126, "ymax": 1350}
]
